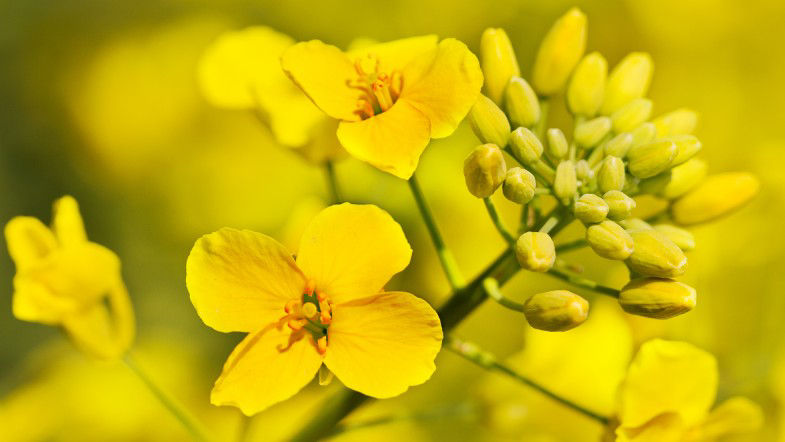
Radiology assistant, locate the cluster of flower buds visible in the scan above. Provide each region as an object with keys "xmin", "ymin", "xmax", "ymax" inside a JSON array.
[{"xmin": 464, "ymin": 8, "xmax": 759, "ymax": 331}]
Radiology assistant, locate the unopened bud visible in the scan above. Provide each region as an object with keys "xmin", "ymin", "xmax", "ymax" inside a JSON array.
[
  {"xmin": 601, "ymin": 52, "xmax": 654, "ymax": 115},
  {"xmin": 567, "ymin": 51, "xmax": 607, "ymax": 117},
  {"xmin": 503, "ymin": 167, "xmax": 537, "ymax": 204},
  {"xmin": 660, "ymin": 158, "xmax": 708, "ymax": 199},
  {"xmin": 652, "ymin": 108, "xmax": 698, "ymax": 137},
  {"xmin": 603, "ymin": 132, "xmax": 634, "ymax": 158},
  {"xmin": 469, "ymin": 94, "xmax": 511, "ymax": 147},
  {"xmin": 619, "ymin": 278, "xmax": 696, "ymax": 319},
  {"xmin": 481, "ymin": 28, "xmax": 521, "ymax": 104},
  {"xmin": 515, "ymin": 231, "xmax": 556, "ymax": 272},
  {"xmin": 509, "ymin": 127, "xmax": 543, "ymax": 165},
  {"xmin": 671, "ymin": 172, "xmax": 759, "ymax": 225},
  {"xmin": 626, "ymin": 229, "xmax": 687, "ymax": 278},
  {"xmin": 627, "ymin": 140, "xmax": 677, "ymax": 179},
  {"xmin": 653, "ymin": 224, "xmax": 695, "ymax": 251},
  {"xmin": 603, "ymin": 190, "xmax": 636, "ymax": 220},
  {"xmin": 629, "ymin": 122, "xmax": 657, "ymax": 148},
  {"xmin": 598, "ymin": 156, "xmax": 626, "ymax": 193},
  {"xmin": 463, "ymin": 144, "xmax": 507, "ymax": 198},
  {"xmin": 523, "ymin": 290, "xmax": 589, "ymax": 331},
  {"xmin": 611, "ymin": 98, "xmax": 653, "ymax": 133},
  {"xmin": 532, "ymin": 7, "xmax": 588, "ymax": 95},
  {"xmin": 619, "ymin": 218, "xmax": 652, "ymax": 231},
  {"xmin": 546, "ymin": 128, "xmax": 569, "ymax": 160},
  {"xmin": 586, "ymin": 220, "xmax": 634, "ymax": 260},
  {"xmin": 554, "ymin": 161, "xmax": 577, "ymax": 203},
  {"xmin": 575, "ymin": 159, "xmax": 593, "ymax": 182},
  {"xmin": 574, "ymin": 193, "xmax": 609, "ymax": 224},
  {"xmin": 666, "ymin": 135, "xmax": 702, "ymax": 167},
  {"xmin": 505, "ymin": 77, "xmax": 540, "ymax": 127},
  {"xmin": 575, "ymin": 116, "xmax": 612, "ymax": 148}
]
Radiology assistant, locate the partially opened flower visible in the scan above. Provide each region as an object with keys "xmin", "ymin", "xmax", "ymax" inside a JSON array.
[
  {"xmin": 186, "ymin": 203, "xmax": 443, "ymax": 415},
  {"xmin": 4, "ymin": 196, "xmax": 135, "ymax": 359},
  {"xmin": 281, "ymin": 35, "xmax": 483, "ymax": 179}
]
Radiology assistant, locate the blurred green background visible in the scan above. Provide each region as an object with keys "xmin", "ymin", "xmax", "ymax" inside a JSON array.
[{"xmin": 1, "ymin": 0, "xmax": 784, "ymax": 440}]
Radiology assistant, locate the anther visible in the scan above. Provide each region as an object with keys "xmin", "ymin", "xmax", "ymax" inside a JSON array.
[
  {"xmin": 287, "ymin": 318, "xmax": 306, "ymax": 331},
  {"xmin": 317, "ymin": 336, "xmax": 328, "ymax": 355}
]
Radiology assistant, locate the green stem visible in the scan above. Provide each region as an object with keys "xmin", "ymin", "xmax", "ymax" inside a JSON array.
[
  {"xmin": 325, "ymin": 402, "xmax": 476, "ymax": 438},
  {"xmin": 547, "ymin": 265, "xmax": 620, "ymax": 298},
  {"xmin": 123, "ymin": 354, "xmax": 210, "ymax": 442},
  {"xmin": 324, "ymin": 160, "xmax": 342, "ymax": 204},
  {"xmin": 483, "ymin": 277, "xmax": 525, "ymax": 312},
  {"xmin": 408, "ymin": 173, "xmax": 466, "ymax": 290},
  {"xmin": 555, "ymin": 238, "xmax": 588, "ymax": 253},
  {"xmin": 483, "ymin": 198, "xmax": 516, "ymax": 244}
]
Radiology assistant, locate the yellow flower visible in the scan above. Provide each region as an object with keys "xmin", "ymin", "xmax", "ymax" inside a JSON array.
[
  {"xmin": 4, "ymin": 196, "xmax": 135, "ymax": 359},
  {"xmin": 186, "ymin": 203, "xmax": 443, "ymax": 415},
  {"xmin": 615, "ymin": 339, "xmax": 763, "ymax": 441},
  {"xmin": 281, "ymin": 35, "xmax": 483, "ymax": 179}
]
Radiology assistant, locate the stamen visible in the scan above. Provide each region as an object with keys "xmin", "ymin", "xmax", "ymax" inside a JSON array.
[
  {"xmin": 287, "ymin": 318, "xmax": 306, "ymax": 331},
  {"xmin": 373, "ymin": 80, "xmax": 394, "ymax": 112},
  {"xmin": 317, "ymin": 336, "xmax": 328, "ymax": 355},
  {"xmin": 284, "ymin": 299, "xmax": 299, "ymax": 314}
]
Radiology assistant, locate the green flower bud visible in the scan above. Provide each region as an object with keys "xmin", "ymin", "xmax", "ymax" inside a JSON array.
[
  {"xmin": 627, "ymin": 140, "xmax": 677, "ymax": 179},
  {"xmin": 619, "ymin": 218, "xmax": 652, "ymax": 231},
  {"xmin": 509, "ymin": 127, "xmax": 544, "ymax": 165},
  {"xmin": 574, "ymin": 193, "xmax": 609, "ymax": 224},
  {"xmin": 469, "ymin": 94, "xmax": 511, "ymax": 147},
  {"xmin": 603, "ymin": 132, "xmax": 634, "ymax": 158},
  {"xmin": 532, "ymin": 7, "xmax": 587, "ymax": 96},
  {"xmin": 666, "ymin": 135, "xmax": 702, "ymax": 167},
  {"xmin": 575, "ymin": 159, "xmax": 593, "ymax": 182},
  {"xmin": 524, "ymin": 290, "xmax": 589, "ymax": 332},
  {"xmin": 586, "ymin": 220, "xmax": 634, "ymax": 260},
  {"xmin": 503, "ymin": 167, "xmax": 537, "ymax": 204},
  {"xmin": 603, "ymin": 190, "xmax": 636, "ymax": 220},
  {"xmin": 671, "ymin": 172, "xmax": 759, "ymax": 225},
  {"xmin": 575, "ymin": 116, "xmax": 612, "ymax": 148},
  {"xmin": 515, "ymin": 231, "xmax": 556, "ymax": 272},
  {"xmin": 653, "ymin": 224, "xmax": 695, "ymax": 251},
  {"xmin": 463, "ymin": 144, "xmax": 507, "ymax": 198},
  {"xmin": 480, "ymin": 28, "xmax": 521, "ymax": 104},
  {"xmin": 610, "ymin": 98, "xmax": 653, "ymax": 133},
  {"xmin": 629, "ymin": 122, "xmax": 657, "ymax": 148},
  {"xmin": 567, "ymin": 51, "xmax": 607, "ymax": 117},
  {"xmin": 546, "ymin": 128, "xmax": 569, "ymax": 161},
  {"xmin": 626, "ymin": 229, "xmax": 687, "ymax": 278},
  {"xmin": 598, "ymin": 156, "xmax": 626, "ymax": 193},
  {"xmin": 505, "ymin": 77, "xmax": 540, "ymax": 128},
  {"xmin": 652, "ymin": 108, "xmax": 698, "ymax": 137},
  {"xmin": 622, "ymin": 173, "xmax": 640, "ymax": 195},
  {"xmin": 600, "ymin": 52, "xmax": 654, "ymax": 115},
  {"xmin": 619, "ymin": 278, "xmax": 696, "ymax": 319},
  {"xmin": 554, "ymin": 161, "xmax": 577, "ymax": 203},
  {"xmin": 661, "ymin": 158, "xmax": 708, "ymax": 199}
]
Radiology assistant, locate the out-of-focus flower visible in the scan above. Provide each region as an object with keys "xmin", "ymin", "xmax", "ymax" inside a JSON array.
[
  {"xmin": 281, "ymin": 35, "xmax": 482, "ymax": 179},
  {"xmin": 186, "ymin": 203, "xmax": 442, "ymax": 415},
  {"xmin": 4, "ymin": 196, "xmax": 135, "ymax": 359}
]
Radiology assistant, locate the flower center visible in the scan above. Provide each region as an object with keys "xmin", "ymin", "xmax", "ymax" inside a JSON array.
[
  {"xmin": 280, "ymin": 281, "xmax": 333, "ymax": 355},
  {"xmin": 348, "ymin": 54, "xmax": 402, "ymax": 119}
]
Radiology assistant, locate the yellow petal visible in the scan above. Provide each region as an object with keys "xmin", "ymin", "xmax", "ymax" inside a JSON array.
[
  {"xmin": 11, "ymin": 277, "xmax": 78, "ymax": 324},
  {"xmin": 618, "ymin": 339, "xmax": 717, "ymax": 429},
  {"xmin": 348, "ymin": 35, "xmax": 438, "ymax": 74},
  {"xmin": 324, "ymin": 291, "xmax": 442, "ymax": 398},
  {"xmin": 400, "ymin": 38, "xmax": 483, "ymax": 138},
  {"xmin": 698, "ymin": 396, "xmax": 763, "ymax": 439},
  {"xmin": 5, "ymin": 217, "xmax": 57, "ymax": 271},
  {"xmin": 52, "ymin": 196, "xmax": 87, "ymax": 247},
  {"xmin": 296, "ymin": 204, "xmax": 412, "ymax": 304},
  {"xmin": 211, "ymin": 327, "xmax": 323, "ymax": 415},
  {"xmin": 616, "ymin": 412, "xmax": 685, "ymax": 442},
  {"xmin": 281, "ymin": 40, "xmax": 360, "ymax": 121},
  {"xmin": 186, "ymin": 228, "xmax": 306, "ymax": 333},
  {"xmin": 336, "ymin": 100, "xmax": 430, "ymax": 179}
]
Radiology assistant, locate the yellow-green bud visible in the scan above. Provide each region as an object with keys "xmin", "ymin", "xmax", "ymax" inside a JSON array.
[
  {"xmin": 532, "ymin": 7, "xmax": 587, "ymax": 96},
  {"xmin": 622, "ymin": 173, "xmax": 640, "ymax": 195},
  {"xmin": 463, "ymin": 144, "xmax": 507, "ymax": 198},
  {"xmin": 619, "ymin": 218, "xmax": 652, "ymax": 231},
  {"xmin": 600, "ymin": 52, "xmax": 654, "ymax": 115},
  {"xmin": 603, "ymin": 190, "xmax": 636, "ymax": 220},
  {"xmin": 515, "ymin": 231, "xmax": 556, "ymax": 272},
  {"xmin": 603, "ymin": 132, "xmax": 634, "ymax": 158},
  {"xmin": 629, "ymin": 122, "xmax": 657, "ymax": 148},
  {"xmin": 574, "ymin": 193, "xmax": 609, "ymax": 224},
  {"xmin": 524, "ymin": 290, "xmax": 589, "ymax": 332},
  {"xmin": 627, "ymin": 140, "xmax": 677, "ymax": 179},
  {"xmin": 653, "ymin": 224, "xmax": 695, "ymax": 251},
  {"xmin": 509, "ymin": 127, "xmax": 543, "ymax": 165},
  {"xmin": 666, "ymin": 135, "xmax": 702, "ymax": 167},
  {"xmin": 598, "ymin": 156, "xmax": 626, "ymax": 193},
  {"xmin": 611, "ymin": 98, "xmax": 653, "ymax": 133},
  {"xmin": 554, "ymin": 161, "xmax": 577, "ymax": 203},
  {"xmin": 575, "ymin": 159, "xmax": 593, "ymax": 182},
  {"xmin": 546, "ymin": 128, "xmax": 569, "ymax": 160},
  {"xmin": 619, "ymin": 278, "xmax": 696, "ymax": 319},
  {"xmin": 469, "ymin": 94, "xmax": 511, "ymax": 147},
  {"xmin": 626, "ymin": 229, "xmax": 687, "ymax": 278},
  {"xmin": 480, "ymin": 28, "xmax": 521, "ymax": 104},
  {"xmin": 505, "ymin": 77, "xmax": 540, "ymax": 128},
  {"xmin": 661, "ymin": 158, "xmax": 708, "ymax": 199},
  {"xmin": 653, "ymin": 108, "xmax": 698, "ymax": 137},
  {"xmin": 586, "ymin": 220, "xmax": 634, "ymax": 260},
  {"xmin": 671, "ymin": 172, "xmax": 759, "ymax": 225},
  {"xmin": 567, "ymin": 51, "xmax": 607, "ymax": 117},
  {"xmin": 503, "ymin": 167, "xmax": 537, "ymax": 204},
  {"xmin": 575, "ymin": 116, "xmax": 612, "ymax": 148}
]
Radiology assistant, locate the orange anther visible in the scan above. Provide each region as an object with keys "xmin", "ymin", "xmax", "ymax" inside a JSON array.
[
  {"xmin": 287, "ymin": 318, "xmax": 306, "ymax": 331},
  {"xmin": 316, "ymin": 291, "xmax": 328, "ymax": 302},
  {"xmin": 317, "ymin": 336, "xmax": 328, "ymax": 355},
  {"xmin": 304, "ymin": 280, "xmax": 315, "ymax": 295},
  {"xmin": 284, "ymin": 299, "xmax": 299, "ymax": 314}
]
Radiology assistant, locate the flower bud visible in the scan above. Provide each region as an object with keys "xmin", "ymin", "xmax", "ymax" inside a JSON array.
[
  {"xmin": 666, "ymin": 135, "xmax": 702, "ymax": 167},
  {"xmin": 463, "ymin": 144, "xmax": 507, "ymax": 198},
  {"xmin": 532, "ymin": 7, "xmax": 588, "ymax": 96},
  {"xmin": 505, "ymin": 77, "xmax": 540, "ymax": 128},
  {"xmin": 509, "ymin": 127, "xmax": 543, "ymax": 165},
  {"xmin": 554, "ymin": 161, "xmax": 577, "ymax": 203},
  {"xmin": 503, "ymin": 167, "xmax": 537, "ymax": 204},
  {"xmin": 619, "ymin": 278, "xmax": 696, "ymax": 319},
  {"xmin": 575, "ymin": 116, "xmax": 612, "ymax": 148},
  {"xmin": 481, "ymin": 28, "xmax": 521, "ymax": 104},
  {"xmin": 660, "ymin": 158, "xmax": 708, "ymax": 199},
  {"xmin": 652, "ymin": 108, "xmax": 698, "ymax": 137},
  {"xmin": 619, "ymin": 217, "xmax": 652, "ymax": 231},
  {"xmin": 575, "ymin": 159, "xmax": 593, "ymax": 182},
  {"xmin": 610, "ymin": 98, "xmax": 653, "ymax": 133},
  {"xmin": 546, "ymin": 128, "xmax": 569, "ymax": 160},
  {"xmin": 574, "ymin": 194, "xmax": 609, "ymax": 224},
  {"xmin": 600, "ymin": 52, "xmax": 654, "ymax": 115},
  {"xmin": 627, "ymin": 140, "xmax": 677, "ymax": 179},
  {"xmin": 586, "ymin": 220, "xmax": 634, "ymax": 260},
  {"xmin": 469, "ymin": 94, "xmax": 511, "ymax": 147},
  {"xmin": 515, "ymin": 231, "xmax": 556, "ymax": 272},
  {"xmin": 653, "ymin": 224, "xmax": 695, "ymax": 251},
  {"xmin": 603, "ymin": 190, "xmax": 636, "ymax": 220},
  {"xmin": 626, "ymin": 229, "xmax": 687, "ymax": 278},
  {"xmin": 603, "ymin": 132, "xmax": 634, "ymax": 158},
  {"xmin": 524, "ymin": 290, "xmax": 589, "ymax": 332},
  {"xmin": 629, "ymin": 122, "xmax": 657, "ymax": 148},
  {"xmin": 671, "ymin": 172, "xmax": 759, "ymax": 225},
  {"xmin": 598, "ymin": 156, "xmax": 626, "ymax": 193},
  {"xmin": 567, "ymin": 51, "xmax": 607, "ymax": 117}
]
